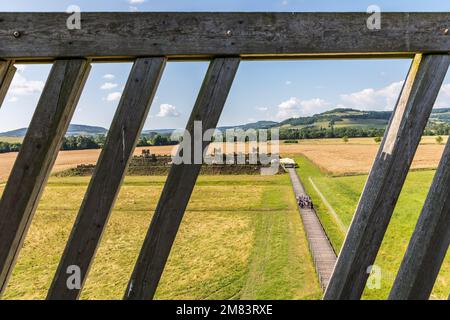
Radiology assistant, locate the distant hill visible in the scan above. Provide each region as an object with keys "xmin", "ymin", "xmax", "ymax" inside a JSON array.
[
  {"xmin": 234, "ymin": 120, "xmax": 279, "ymax": 130},
  {"xmin": 0, "ymin": 124, "xmax": 108, "ymax": 137},
  {"xmin": 141, "ymin": 121, "xmax": 279, "ymax": 137},
  {"xmin": 1, "ymin": 108, "xmax": 449, "ymax": 138},
  {"xmin": 271, "ymin": 108, "xmax": 450, "ymax": 130},
  {"xmin": 66, "ymin": 124, "xmax": 108, "ymax": 136},
  {"xmin": 0, "ymin": 127, "xmax": 28, "ymax": 137},
  {"xmin": 429, "ymin": 108, "xmax": 450, "ymax": 122},
  {"xmin": 218, "ymin": 120, "xmax": 279, "ymax": 132},
  {"xmin": 277, "ymin": 108, "xmax": 392, "ymax": 130},
  {"xmin": 142, "ymin": 128, "xmax": 176, "ymax": 136}
]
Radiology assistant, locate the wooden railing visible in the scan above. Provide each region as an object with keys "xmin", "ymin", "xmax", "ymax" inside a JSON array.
[{"xmin": 0, "ymin": 12, "xmax": 449, "ymax": 300}]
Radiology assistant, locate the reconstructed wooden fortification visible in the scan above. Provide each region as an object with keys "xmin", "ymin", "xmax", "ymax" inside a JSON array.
[{"xmin": 0, "ymin": 12, "xmax": 449, "ymax": 300}]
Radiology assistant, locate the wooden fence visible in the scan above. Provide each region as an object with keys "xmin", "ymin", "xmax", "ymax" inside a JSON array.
[{"xmin": 0, "ymin": 12, "xmax": 448, "ymax": 300}]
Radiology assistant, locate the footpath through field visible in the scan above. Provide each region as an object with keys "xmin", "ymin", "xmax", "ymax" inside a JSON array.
[{"xmin": 287, "ymin": 168, "xmax": 337, "ymax": 290}]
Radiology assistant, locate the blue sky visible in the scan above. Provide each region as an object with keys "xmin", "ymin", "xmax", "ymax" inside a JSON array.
[{"xmin": 1, "ymin": 0, "xmax": 450, "ymax": 132}]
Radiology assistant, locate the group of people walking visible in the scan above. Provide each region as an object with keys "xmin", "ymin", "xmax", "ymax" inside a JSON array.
[{"xmin": 297, "ymin": 194, "xmax": 314, "ymax": 209}]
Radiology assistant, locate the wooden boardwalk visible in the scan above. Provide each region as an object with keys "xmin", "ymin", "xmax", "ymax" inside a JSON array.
[{"xmin": 287, "ymin": 168, "xmax": 337, "ymax": 290}]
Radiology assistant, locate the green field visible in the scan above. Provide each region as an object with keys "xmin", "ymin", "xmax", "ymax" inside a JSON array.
[
  {"xmin": 2, "ymin": 175, "xmax": 322, "ymax": 300},
  {"xmin": 2, "ymin": 157, "xmax": 448, "ymax": 300},
  {"xmin": 294, "ymin": 156, "xmax": 450, "ymax": 300}
]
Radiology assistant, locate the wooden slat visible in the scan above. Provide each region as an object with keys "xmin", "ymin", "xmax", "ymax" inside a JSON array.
[
  {"xmin": 323, "ymin": 54, "xmax": 450, "ymax": 300},
  {"xmin": 0, "ymin": 59, "xmax": 90, "ymax": 296},
  {"xmin": 46, "ymin": 57, "xmax": 166, "ymax": 300},
  {"xmin": 1, "ymin": 13, "xmax": 450, "ymax": 60},
  {"xmin": 389, "ymin": 138, "xmax": 450, "ymax": 300},
  {"xmin": 124, "ymin": 57, "xmax": 240, "ymax": 300},
  {"xmin": 0, "ymin": 60, "xmax": 16, "ymax": 108}
]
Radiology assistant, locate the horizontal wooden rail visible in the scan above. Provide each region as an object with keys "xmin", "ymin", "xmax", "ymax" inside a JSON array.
[{"xmin": 0, "ymin": 13, "xmax": 450, "ymax": 61}]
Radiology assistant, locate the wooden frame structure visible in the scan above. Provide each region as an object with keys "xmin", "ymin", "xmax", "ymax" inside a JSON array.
[{"xmin": 0, "ymin": 12, "xmax": 449, "ymax": 300}]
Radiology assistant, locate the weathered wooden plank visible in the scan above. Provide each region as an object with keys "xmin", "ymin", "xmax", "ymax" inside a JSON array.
[
  {"xmin": 389, "ymin": 139, "xmax": 450, "ymax": 300},
  {"xmin": 287, "ymin": 168, "xmax": 337, "ymax": 290},
  {"xmin": 1, "ymin": 13, "xmax": 450, "ymax": 60},
  {"xmin": 124, "ymin": 57, "xmax": 240, "ymax": 300},
  {"xmin": 0, "ymin": 59, "xmax": 90, "ymax": 296},
  {"xmin": 46, "ymin": 57, "xmax": 166, "ymax": 300},
  {"xmin": 0, "ymin": 60, "xmax": 16, "ymax": 108},
  {"xmin": 323, "ymin": 54, "xmax": 450, "ymax": 300}
]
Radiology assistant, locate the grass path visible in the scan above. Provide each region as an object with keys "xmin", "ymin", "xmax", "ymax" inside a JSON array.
[
  {"xmin": 239, "ymin": 185, "xmax": 321, "ymax": 299},
  {"xmin": 307, "ymin": 177, "xmax": 347, "ymax": 234}
]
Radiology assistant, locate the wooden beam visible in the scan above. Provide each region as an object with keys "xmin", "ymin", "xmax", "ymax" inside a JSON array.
[
  {"xmin": 0, "ymin": 59, "xmax": 90, "ymax": 296},
  {"xmin": 46, "ymin": 57, "xmax": 166, "ymax": 300},
  {"xmin": 0, "ymin": 13, "xmax": 450, "ymax": 60},
  {"xmin": 0, "ymin": 60, "xmax": 16, "ymax": 108},
  {"xmin": 389, "ymin": 138, "xmax": 450, "ymax": 300},
  {"xmin": 323, "ymin": 54, "xmax": 450, "ymax": 300},
  {"xmin": 124, "ymin": 57, "xmax": 240, "ymax": 300}
]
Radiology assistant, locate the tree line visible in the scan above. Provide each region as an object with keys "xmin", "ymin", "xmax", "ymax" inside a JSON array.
[
  {"xmin": 278, "ymin": 127, "xmax": 386, "ymax": 140},
  {"xmin": 0, "ymin": 134, "xmax": 178, "ymax": 154},
  {"xmin": 1, "ymin": 124, "xmax": 449, "ymax": 154},
  {"xmin": 0, "ymin": 141, "xmax": 21, "ymax": 153},
  {"xmin": 423, "ymin": 122, "xmax": 450, "ymax": 136}
]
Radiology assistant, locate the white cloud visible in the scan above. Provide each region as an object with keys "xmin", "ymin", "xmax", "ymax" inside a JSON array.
[
  {"xmin": 340, "ymin": 81, "xmax": 404, "ymax": 111},
  {"xmin": 156, "ymin": 104, "xmax": 180, "ymax": 118},
  {"xmin": 255, "ymin": 107, "xmax": 268, "ymax": 112},
  {"xmin": 9, "ymin": 72, "xmax": 45, "ymax": 96},
  {"xmin": 15, "ymin": 65, "xmax": 26, "ymax": 72},
  {"xmin": 441, "ymin": 83, "xmax": 450, "ymax": 95},
  {"xmin": 128, "ymin": 0, "xmax": 145, "ymax": 4},
  {"xmin": 285, "ymin": 80, "xmax": 292, "ymax": 85},
  {"xmin": 103, "ymin": 74, "xmax": 115, "ymax": 80},
  {"xmin": 100, "ymin": 82, "xmax": 118, "ymax": 90},
  {"xmin": 276, "ymin": 97, "xmax": 330, "ymax": 119},
  {"xmin": 129, "ymin": 6, "xmax": 138, "ymax": 12},
  {"xmin": 435, "ymin": 83, "xmax": 450, "ymax": 108},
  {"xmin": 105, "ymin": 92, "xmax": 122, "ymax": 102}
]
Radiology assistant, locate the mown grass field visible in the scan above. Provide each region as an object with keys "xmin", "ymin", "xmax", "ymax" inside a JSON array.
[
  {"xmin": 1, "ymin": 175, "xmax": 322, "ymax": 300},
  {"xmin": 294, "ymin": 156, "xmax": 450, "ymax": 300},
  {"xmin": 0, "ymin": 136, "xmax": 448, "ymax": 300}
]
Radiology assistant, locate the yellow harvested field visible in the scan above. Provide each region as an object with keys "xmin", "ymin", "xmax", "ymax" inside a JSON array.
[
  {"xmin": 212, "ymin": 136, "xmax": 447, "ymax": 175},
  {"xmin": 0, "ymin": 146, "xmax": 175, "ymax": 183},
  {"xmin": 284, "ymin": 144, "xmax": 445, "ymax": 175},
  {"xmin": 0, "ymin": 136, "xmax": 447, "ymax": 182}
]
